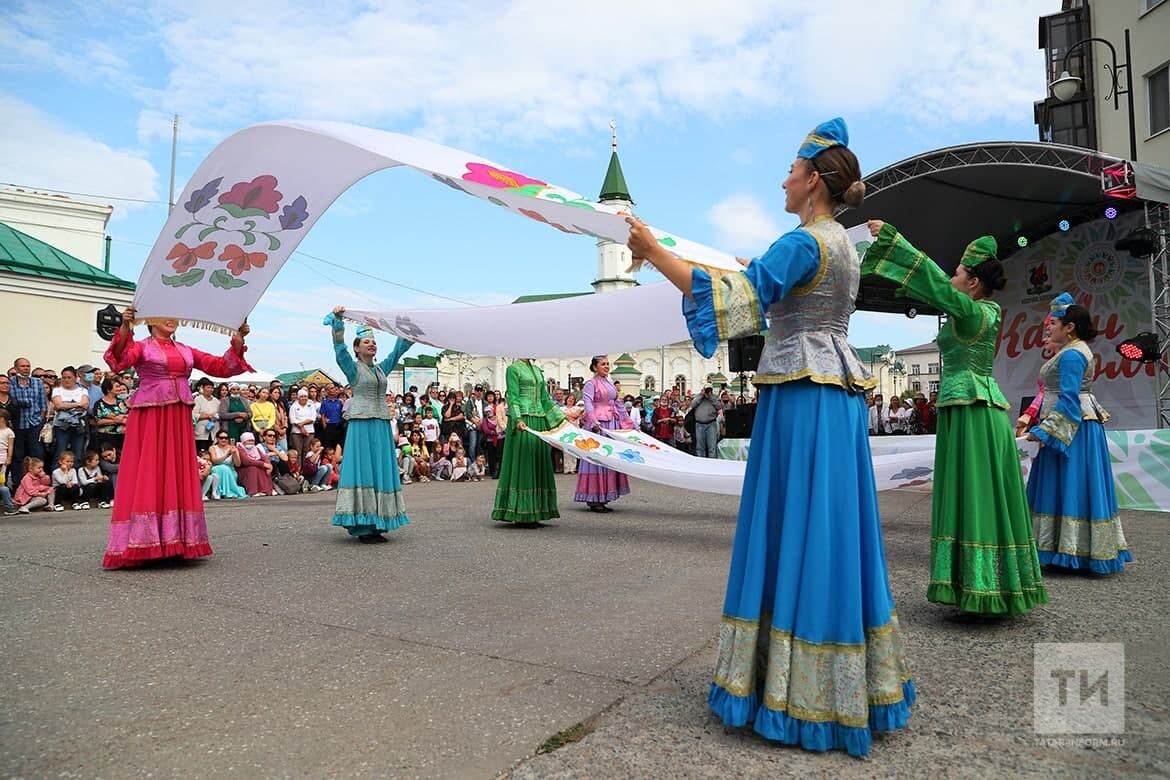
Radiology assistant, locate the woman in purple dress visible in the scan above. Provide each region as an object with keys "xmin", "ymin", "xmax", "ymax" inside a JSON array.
[{"xmin": 574, "ymin": 355, "xmax": 635, "ymax": 513}]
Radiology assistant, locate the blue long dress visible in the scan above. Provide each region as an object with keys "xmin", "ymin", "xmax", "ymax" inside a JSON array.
[
  {"xmin": 1027, "ymin": 341, "xmax": 1131, "ymax": 573},
  {"xmin": 684, "ymin": 216, "xmax": 913, "ymax": 758},
  {"xmin": 328, "ymin": 316, "xmax": 412, "ymax": 537}
]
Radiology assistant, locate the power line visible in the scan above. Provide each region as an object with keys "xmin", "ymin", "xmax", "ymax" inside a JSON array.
[
  {"xmin": 0, "ymin": 183, "xmax": 166, "ymax": 205},
  {"xmin": 292, "ymin": 248, "xmax": 479, "ymax": 307}
]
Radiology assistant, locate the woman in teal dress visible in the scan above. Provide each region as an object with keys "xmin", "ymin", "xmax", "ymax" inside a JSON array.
[
  {"xmin": 627, "ymin": 118, "xmax": 913, "ymax": 758},
  {"xmin": 325, "ymin": 307, "xmax": 413, "ymax": 543},
  {"xmin": 492, "ymin": 359, "xmax": 565, "ymax": 524},
  {"xmin": 1027, "ymin": 296, "xmax": 1131, "ymax": 573},
  {"xmin": 864, "ymin": 223, "xmax": 1048, "ymax": 615}
]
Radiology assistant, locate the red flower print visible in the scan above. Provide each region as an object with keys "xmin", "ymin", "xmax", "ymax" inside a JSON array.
[
  {"xmin": 166, "ymin": 241, "xmax": 217, "ymax": 272},
  {"xmin": 462, "ymin": 163, "xmax": 545, "ymax": 190},
  {"xmin": 217, "ymin": 175, "xmax": 283, "ymax": 217},
  {"xmin": 218, "ymin": 244, "xmax": 268, "ymax": 276}
]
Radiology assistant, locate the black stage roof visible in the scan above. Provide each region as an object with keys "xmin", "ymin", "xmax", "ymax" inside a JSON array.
[{"xmin": 843, "ymin": 141, "xmax": 1141, "ymax": 316}]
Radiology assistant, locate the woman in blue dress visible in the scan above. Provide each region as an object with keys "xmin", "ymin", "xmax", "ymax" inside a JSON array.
[
  {"xmin": 325, "ymin": 306, "xmax": 413, "ymax": 543},
  {"xmin": 1027, "ymin": 295, "xmax": 1131, "ymax": 573},
  {"xmin": 626, "ymin": 118, "xmax": 913, "ymax": 758}
]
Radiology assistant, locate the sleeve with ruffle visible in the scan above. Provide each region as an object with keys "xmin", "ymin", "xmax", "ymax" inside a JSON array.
[
  {"xmin": 861, "ymin": 223, "xmax": 989, "ymax": 341},
  {"xmin": 536, "ymin": 369, "xmax": 566, "ymax": 430},
  {"xmin": 325, "ymin": 313, "xmax": 358, "ymax": 385},
  {"xmin": 581, "ymin": 379, "xmax": 598, "ymax": 430},
  {"xmin": 681, "ymin": 230, "xmax": 820, "ymax": 358},
  {"xmin": 1030, "ymin": 350, "xmax": 1086, "ymax": 455},
  {"xmin": 191, "ymin": 343, "xmax": 255, "ymax": 378},
  {"xmin": 104, "ymin": 330, "xmax": 145, "ymax": 373},
  {"xmin": 378, "ymin": 337, "xmax": 413, "ymax": 375}
]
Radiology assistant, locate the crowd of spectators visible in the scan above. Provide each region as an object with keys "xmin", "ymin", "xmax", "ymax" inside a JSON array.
[
  {"xmin": 866, "ymin": 390, "xmax": 939, "ymax": 436},
  {"xmin": 0, "ymin": 354, "xmax": 770, "ymax": 516}
]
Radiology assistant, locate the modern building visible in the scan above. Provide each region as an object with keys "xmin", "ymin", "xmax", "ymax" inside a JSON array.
[
  {"xmin": 0, "ymin": 189, "xmax": 135, "ymax": 372},
  {"xmin": 1035, "ymin": 0, "xmax": 1170, "ymax": 164},
  {"xmin": 895, "ymin": 341, "xmax": 942, "ymax": 400},
  {"xmin": 418, "ymin": 131, "xmax": 732, "ymax": 399}
]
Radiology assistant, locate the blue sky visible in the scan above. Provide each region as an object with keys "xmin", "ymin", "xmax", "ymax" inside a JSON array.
[{"xmin": 1, "ymin": 0, "xmax": 1060, "ymax": 373}]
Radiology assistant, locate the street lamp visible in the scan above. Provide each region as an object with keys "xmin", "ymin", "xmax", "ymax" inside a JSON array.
[{"xmin": 1049, "ymin": 28, "xmax": 1137, "ymax": 161}]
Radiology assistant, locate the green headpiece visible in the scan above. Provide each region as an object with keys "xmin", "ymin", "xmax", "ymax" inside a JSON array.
[{"xmin": 960, "ymin": 236, "xmax": 998, "ymax": 268}]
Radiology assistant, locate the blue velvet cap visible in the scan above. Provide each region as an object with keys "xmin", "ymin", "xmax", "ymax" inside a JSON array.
[
  {"xmin": 1049, "ymin": 292, "xmax": 1075, "ymax": 318},
  {"xmin": 797, "ymin": 118, "xmax": 849, "ymax": 159}
]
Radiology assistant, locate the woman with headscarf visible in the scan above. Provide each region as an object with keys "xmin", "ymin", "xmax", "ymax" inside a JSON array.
[
  {"xmin": 235, "ymin": 431, "xmax": 275, "ymax": 497},
  {"xmin": 325, "ymin": 307, "xmax": 413, "ymax": 543},
  {"xmin": 627, "ymin": 119, "xmax": 912, "ymax": 757},
  {"xmin": 864, "ymin": 222, "xmax": 1048, "ymax": 616},
  {"xmin": 492, "ymin": 359, "xmax": 564, "ymax": 524},
  {"xmin": 1026, "ymin": 294, "xmax": 1130, "ymax": 573},
  {"xmin": 101, "ymin": 306, "xmax": 252, "ymax": 568},
  {"xmin": 574, "ymin": 355, "xmax": 635, "ymax": 512}
]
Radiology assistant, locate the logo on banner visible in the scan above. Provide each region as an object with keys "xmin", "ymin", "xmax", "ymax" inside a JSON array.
[
  {"xmin": 1025, "ymin": 259, "xmax": 1052, "ymax": 296},
  {"xmin": 1075, "ymin": 243, "xmax": 1124, "ymax": 294}
]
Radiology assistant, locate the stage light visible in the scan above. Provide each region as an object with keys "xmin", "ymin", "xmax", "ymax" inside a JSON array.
[
  {"xmin": 1116, "ymin": 227, "xmax": 1157, "ymax": 258},
  {"xmin": 1105, "ymin": 206, "xmax": 1118, "ymax": 220},
  {"xmin": 1017, "ymin": 236, "xmax": 1028, "ymax": 247},
  {"xmin": 1117, "ymin": 332, "xmax": 1162, "ymax": 363},
  {"xmin": 1058, "ymin": 219, "xmax": 1070, "ymax": 231}
]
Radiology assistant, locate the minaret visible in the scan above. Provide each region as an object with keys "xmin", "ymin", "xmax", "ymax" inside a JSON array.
[{"xmin": 593, "ymin": 120, "xmax": 637, "ymax": 294}]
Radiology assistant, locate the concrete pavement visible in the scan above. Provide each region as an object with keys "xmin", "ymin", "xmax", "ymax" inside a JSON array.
[{"xmin": 1, "ymin": 477, "xmax": 1167, "ymax": 778}]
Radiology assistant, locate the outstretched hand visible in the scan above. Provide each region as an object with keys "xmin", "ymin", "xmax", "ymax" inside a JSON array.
[
  {"xmin": 333, "ymin": 305, "xmax": 345, "ymax": 316},
  {"xmin": 867, "ymin": 219, "xmax": 885, "ymax": 237}
]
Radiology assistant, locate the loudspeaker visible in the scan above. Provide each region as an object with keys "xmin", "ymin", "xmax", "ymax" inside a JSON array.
[
  {"xmin": 723, "ymin": 404, "xmax": 756, "ymax": 438},
  {"xmin": 728, "ymin": 335, "xmax": 765, "ymax": 373}
]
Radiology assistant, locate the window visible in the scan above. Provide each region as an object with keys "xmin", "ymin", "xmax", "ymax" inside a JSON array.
[
  {"xmin": 644, "ymin": 376, "xmax": 655, "ymax": 391},
  {"xmin": 1149, "ymin": 64, "xmax": 1169, "ymax": 136},
  {"xmin": 929, "ymin": 381, "xmax": 940, "ymax": 394},
  {"xmin": 1143, "ymin": 0, "xmax": 1166, "ymax": 13},
  {"xmin": 910, "ymin": 364, "xmax": 921, "ymax": 375},
  {"xmin": 674, "ymin": 375, "xmax": 688, "ymax": 395},
  {"xmin": 911, "ymin": 381, "xmax": 922, "ymax": 392},
  {"xmin": 928, "ymin": 362, "xmax": 940, "ymax": 374}
]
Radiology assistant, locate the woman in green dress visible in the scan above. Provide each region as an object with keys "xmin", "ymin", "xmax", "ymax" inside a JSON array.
[
  {"xmin": 492, "ymin": 359, "xmax": 565, "ymax": 524},
  {"xmin": 864, "ymin": 221, "xmax": 1048, "ymax": 616}
]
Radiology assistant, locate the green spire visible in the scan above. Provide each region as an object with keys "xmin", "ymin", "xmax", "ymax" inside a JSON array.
[{"xmin": 599, "ymin": 120, "xmax": 633, "ymax": 204}]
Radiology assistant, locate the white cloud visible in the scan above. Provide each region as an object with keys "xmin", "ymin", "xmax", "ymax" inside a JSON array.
[
  {"xmin": 4, "ymin": 1, "xmax": 1056, "ymax": 144},
  {"xmin": 708, "ymin": 194, "xmax": 781, "ymax": 252},
  {"xmin": 0, "ymin": 95, "xmax": 159, "ymax": 211}
]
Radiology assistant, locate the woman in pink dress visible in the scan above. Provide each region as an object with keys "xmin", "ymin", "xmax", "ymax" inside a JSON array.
[
  {"xmin": 102, "ymin": 306, "xmax": 252, "ymax": 569},
  {"xmin": 574, "ymin": 355, "xmax": 635, "ymax": 513}
]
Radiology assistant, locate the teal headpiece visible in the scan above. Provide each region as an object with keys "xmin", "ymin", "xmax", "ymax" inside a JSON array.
[
  {"xmin": 356, "ymin": 323, "xmax": 375, "ymax": 340},
  {"xmin": 797, "ymin": 118, "xmax": 849, "ymax": 159},
  {"xmin": 1049, "ymin": 292, "xmax": 1075, "ymax": 318}
]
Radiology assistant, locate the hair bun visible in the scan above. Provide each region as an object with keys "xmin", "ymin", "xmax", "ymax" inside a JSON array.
[{"xmin": 842, "ymin": 180, "xmax": 866, "ymax": 208}]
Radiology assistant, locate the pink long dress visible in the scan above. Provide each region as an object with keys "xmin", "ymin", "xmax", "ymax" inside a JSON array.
[
  {"xmin": 102, "ymin": 332, "xmax": 251, "ymax": 569},
  {"xmin": 574, "ymin": 375, "xmax": 634, "ymax": 505}
]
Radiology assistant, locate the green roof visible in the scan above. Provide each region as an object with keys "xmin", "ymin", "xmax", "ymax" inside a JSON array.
[
  {"xmin": 274, "ymin": 369, "xmax": 341, "ymax": 386},
  {"xmin": 855, "ymin": 344, "xmax": 893, "ymax": 364},
  {"xmin": 511, "ymin": 292, "xmax": 592, "ymax": 304},
  {"xmin": 0, "ymin": 221, "xmax": 135, "ymax": 290},
  {"xmin": 599, "ymin": 151, "xmax": 633, "ymax": 203},
  {"xmin": 398, "ymin": 354, "xmax": 440, "ymax": 369}
]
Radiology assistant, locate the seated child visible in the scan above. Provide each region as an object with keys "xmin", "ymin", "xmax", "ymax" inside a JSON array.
[
  {"xmin": 450, "ymin": 448, "xmax": 469, "ymax": 482},
  {"xmin": 78, "ymin": 450, "xmax": 114, "ymax": 508},
  {"xmin": 51, "ymin": 452, "xmax": 87, "ymax": 511},
  {"xmin": 468, "ymin": 454, "xmax": 487, "ymax": 482},
  {"xmin": 14, "ymin": 457, "xmax": 57, "ymax": 513}
]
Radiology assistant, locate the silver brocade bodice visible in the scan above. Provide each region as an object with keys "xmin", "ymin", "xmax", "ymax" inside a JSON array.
[
  {"xmin": 1038, "ymin": 340, "xmax": 1109, "ymax": 423},
  {"xmin": 754, "ymin": 217, "xmax": 873, "ymax": 392}
]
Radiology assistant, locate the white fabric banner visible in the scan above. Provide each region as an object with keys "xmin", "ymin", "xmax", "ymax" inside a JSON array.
[
  {"xmin": 345, "ymin": 223, "xmax": 874, "ymax": 357},
  {"xmin": 132, "ymin": 120, "xmax": 740, "ymax": 333},
  {"xmin": 530, "ymin": 423, "xmax": 1042, "ymax": 497}
]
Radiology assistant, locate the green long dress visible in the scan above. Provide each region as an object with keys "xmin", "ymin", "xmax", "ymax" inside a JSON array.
[
  {"xmin": 863, "ymin": 224, "xmax": 1048, "ymax": 615},
  {"xmin": 492, "ymin": 360, "xmax": 566, "ymax": 523}
]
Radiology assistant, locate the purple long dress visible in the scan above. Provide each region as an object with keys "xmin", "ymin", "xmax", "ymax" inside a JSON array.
[{"xmin": 574, "ymin": 375, "xmax": 632, "ymax": 505}]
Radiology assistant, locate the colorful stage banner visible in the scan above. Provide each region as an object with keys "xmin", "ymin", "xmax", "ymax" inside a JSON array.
[{"xmin": 995, "ymin": 211, "xmax": 1158, "ymax": 430}]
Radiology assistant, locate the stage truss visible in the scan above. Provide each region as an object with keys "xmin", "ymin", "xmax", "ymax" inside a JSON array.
[{"xmin": 1148, "ymin": 200, "xmax": 1170, "ymax": 428}]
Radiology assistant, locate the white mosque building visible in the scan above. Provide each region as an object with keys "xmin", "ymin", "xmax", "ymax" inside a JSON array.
[{"xmin": 430, "ymin": 131, "xmax": 734, "ymax": 399}]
